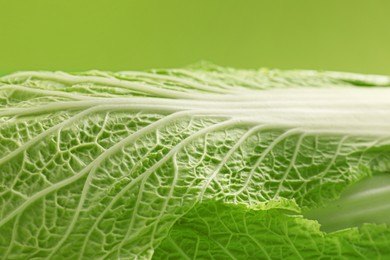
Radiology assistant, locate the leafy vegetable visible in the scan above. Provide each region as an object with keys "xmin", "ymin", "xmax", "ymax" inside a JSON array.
[{"xmin": 0, "ymin": 65, "xmax": 390, "ymax": 259}]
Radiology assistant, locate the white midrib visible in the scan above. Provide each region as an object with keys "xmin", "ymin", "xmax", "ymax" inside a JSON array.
[{"xmin": 1, "ymin": 87, "xmax": 390, "ymax": 136}]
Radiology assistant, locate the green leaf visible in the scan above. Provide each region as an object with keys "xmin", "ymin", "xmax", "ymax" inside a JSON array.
[{"xmin": 155, "ymin": 201, "xmax": 390, "ymax": 259}]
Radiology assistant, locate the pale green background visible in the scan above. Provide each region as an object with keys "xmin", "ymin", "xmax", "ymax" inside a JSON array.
[{"xmin": 1, "ymin": 0, "xmax": 390, "ymax": 75}]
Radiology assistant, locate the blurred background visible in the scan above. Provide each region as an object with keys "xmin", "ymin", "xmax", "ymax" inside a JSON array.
[{"xmin": 1, "ymin": 0, "xmax": 389, "ymax": 75}]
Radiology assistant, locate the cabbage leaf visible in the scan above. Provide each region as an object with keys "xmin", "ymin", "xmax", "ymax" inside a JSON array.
[{"xmin": 0, "ymin": 65, "xmax": 390, "ymax": 259}]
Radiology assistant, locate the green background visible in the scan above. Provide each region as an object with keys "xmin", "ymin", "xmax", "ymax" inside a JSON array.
[{"xmin": 1, "ymin": 0, "xmax": 390, "ymax": 75}]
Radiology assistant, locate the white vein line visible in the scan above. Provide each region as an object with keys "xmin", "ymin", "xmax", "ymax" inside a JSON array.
[
  {"xmin": 0, "ymin": 110, "xmax": 200, "ymax": 228},
  {"xmin": 9, "ymin": 189, "xmax": 29, "ymax": 200},
  {"xmin": 2, "ymin": 214, "xmax": 20, "ymax": 259},
  {"xmin": 0, "ymin": 100, "xmax": 178, "ymax": 117},
  {"xmin": 307, "ymin": 135, "xmax": 348, "ymax": 182},
  {"xmin": 0, "ymin": 84, "xmax": 95, "ymax": 100},
  {"xmin": 198, "ymin": 124, "xmax": 272, "ymax": 201},
  {"xmin": 94, "ymin": 112, "xmax": 109, "ymax": 144},
  {"xmin": 208, "ymin": 234, "xmax": 237, "ymax": 260},
  {"xmin": 171, "ymin": 69, "xmax": 235, "ymax": 90},
  {"xmin": 166, "ymin": 236, "xmax": 192, "ymax": 260},
  {"xmin": 216, "ymin": 73, "xmax": 267, "ymax": 90},
  {"xmin": 149, "ymin": 154, "xmax": 179, "ymax": 245},
  {"xmin": 3, "ymin": 72, "xmax": 209, "ymax": 99},
  {"xmin": 274, "ymin": 133, "xmax": 305, "ymax": 197},
  {"xmin": 46, "ymin": 164, "xmax": 102, "ymax": 258},
  {"xmin": 230, "ymin": 128, "xmax": 302, "ymax": 196},
  {"xmin": 116, "ymin": 71, "xmax": 230, "ymax": 94}
]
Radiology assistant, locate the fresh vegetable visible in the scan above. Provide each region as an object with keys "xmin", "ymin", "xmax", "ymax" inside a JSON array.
[{"xmin": 0, "ymin": 64, "xmax": 390, "ymax": 259}]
